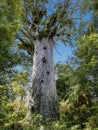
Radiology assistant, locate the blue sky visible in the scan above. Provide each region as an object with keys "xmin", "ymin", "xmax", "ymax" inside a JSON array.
[{"xmin": 53, "ymin": 43, "xmax": 73, "ymax": 64}]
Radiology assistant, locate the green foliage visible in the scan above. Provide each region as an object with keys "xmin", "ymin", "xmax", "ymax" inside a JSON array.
[
  {"xmin": 20, "ymin": 114, "xmax": 68, "ymax": 130},
  {"xmin": 0, "ymin": 0, "xmax": 22, "ymax": 81},
  {"xmin": 0, "ymin": 71, "xmax": 29, "ymax": 128},
  {"xmin": 0, "ymin": 0, "xmax": 22, "ymax": 69},
  {"xmin": 56, "ymin": 64, "xmax": 74, "ymax": 100},
  {"xmin": 0, "ymin": 0, "xmax": 29, "ymax": 122},
  {"xmin": 0, "ymin": 0, "xmax": 22, "ymax": 43},
  {"xmin": 55, "ymin": 32, "xmax": 98, "ymax": 129},
  {"xmin": 75, "ymin": 33, "xmax": 98, "ymax": 95},
  {"xmin": 11, "ymin": 71, "xmax": 29, "ymax": 97}
]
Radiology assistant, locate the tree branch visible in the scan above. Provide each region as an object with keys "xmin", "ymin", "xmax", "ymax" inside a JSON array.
[{"xmin": 16, "ymin": 35, "xmax": 34, "ymax": 56}]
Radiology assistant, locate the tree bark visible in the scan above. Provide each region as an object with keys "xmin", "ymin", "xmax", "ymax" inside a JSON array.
[{"xmin": 30, "ymin": 38, "xmax": 59, "ymax": 120}]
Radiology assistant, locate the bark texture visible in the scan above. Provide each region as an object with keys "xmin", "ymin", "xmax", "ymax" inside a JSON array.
[{"xmin": 30, "ymin": 38, "xmax": 59, "ymax": 120}]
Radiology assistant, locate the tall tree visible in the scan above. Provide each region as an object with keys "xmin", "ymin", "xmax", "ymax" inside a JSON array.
[
  {"xmin": 0, "ymin": 0, "xmax": 22, "ymax": 83},
  {"xmin": 0, "ymin": 0, "xmax": 23, "ymax": 125},
  {"xmin": 17, "ymin": 0, "xmax": 80, "ymax": 120},
  {"xmin": 74, "ymin": 33, "xmax": 98, "ymax": 95}
]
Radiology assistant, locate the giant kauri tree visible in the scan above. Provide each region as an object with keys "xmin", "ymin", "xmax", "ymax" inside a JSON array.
[{"xmin": 17, "ymin": 0, "xmax": 80, "ymax": 120}]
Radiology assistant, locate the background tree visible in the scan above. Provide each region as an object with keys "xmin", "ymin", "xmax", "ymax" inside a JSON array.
[
  {"xmin": 55, "ymin": 33, "xmax": 98, "ymax": 128},
  {"xmin": 0, "ymin": 0, "xmax": 23, "ymax": 126},
  {"xmin": 0, "ymin": 0, "xmax": 22, "ymax": 84}
]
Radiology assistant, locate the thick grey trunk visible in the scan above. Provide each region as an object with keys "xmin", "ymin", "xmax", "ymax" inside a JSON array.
[{"xmin": 30, "ymin": 38, "xmax": 59, "ymax": 120}]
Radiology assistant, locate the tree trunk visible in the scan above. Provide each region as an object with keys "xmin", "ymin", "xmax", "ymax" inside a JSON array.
[{"xmin": 30, "ymin": 38, "xmax": 59, "ymax": 120}]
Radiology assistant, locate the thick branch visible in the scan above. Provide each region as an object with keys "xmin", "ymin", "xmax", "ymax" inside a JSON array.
[{"xmin": 16, "ymin": 35, "xmax": 34, "ymax": 56}]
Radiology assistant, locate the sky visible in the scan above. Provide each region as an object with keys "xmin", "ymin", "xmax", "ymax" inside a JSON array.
[{"xmin": 53, "ymin": 42, "xmax": 73, "ymax": 64}]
